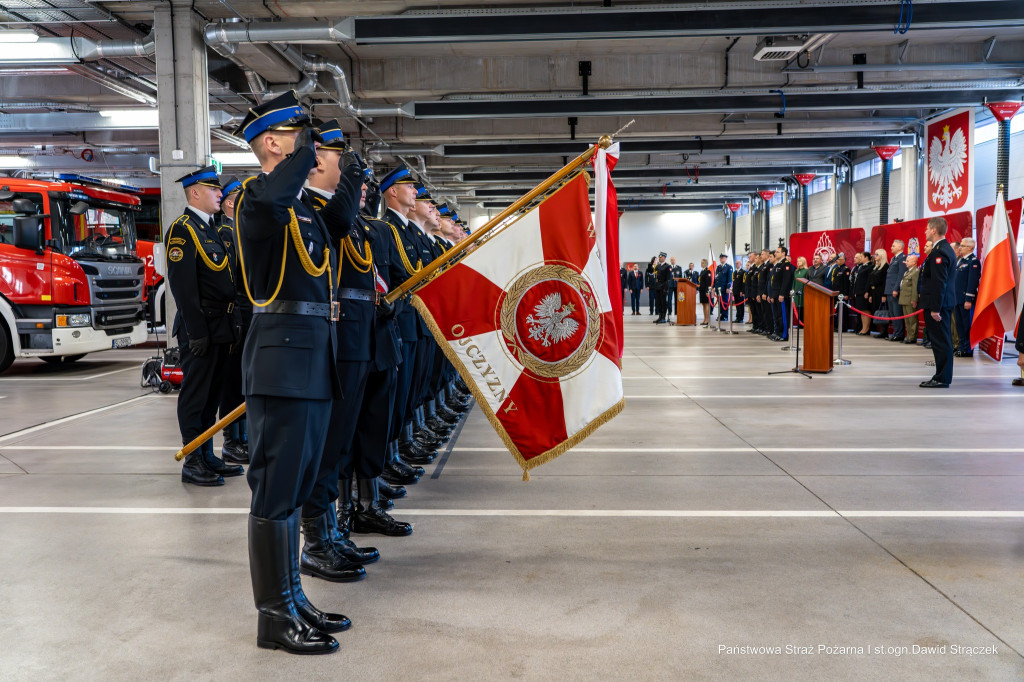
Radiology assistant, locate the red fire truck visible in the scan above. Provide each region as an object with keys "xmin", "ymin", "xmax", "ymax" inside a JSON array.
[
  {"xmin": 135, "ymin": 187, "xmax": 166, "ymax": 327},
  {"xmin": 0, "ymin": 174, "xmax": 148, "ymax": 373}
]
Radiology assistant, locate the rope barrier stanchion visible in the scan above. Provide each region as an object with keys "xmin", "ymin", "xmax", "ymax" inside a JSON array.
[
  {"xmin": 781, "ymin": 289, "xmax": 796, "ymax": 352},
  {"xmin": 727, "ymin": 287, "xmax": 737, "ymax": 335},
  {"xmin": 768, "ymin": 290, "xmax": 812, "ymax": 380},
  {"xmin": 835, "ymin": 294, "xmax": 851, "ymax": 366}
]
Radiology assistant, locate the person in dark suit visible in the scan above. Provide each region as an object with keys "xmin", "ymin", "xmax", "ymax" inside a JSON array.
[
  {"xmin": 807, "ymin": 253, "xmax": 829, "ymax": 287},
  {"xmin": 768, "ymin": 247, "xmax": 795, "ymax": 341},
  {"xmin": 669, "ymin": 257, "xmax": 683, "ymax": 315},
  {"xmin": 918, "ymin": 217, "xmax": 958, "ymax": 387},
  {"xmin": 865, "ymin": 249, "xmax": 889, "ymax": 337},
  {"xmin": 233, "ymin": 92, "xmax": 361, "ymax": 654},
  {"xmin": 827, "ymin": 253, "xmax": 851, "ymax": 330},
  {"xmin": 732, "ymin": 259, "xmax": 746, "ymax": 323},
  {"xmin": 851, "ymin": 252, "xmax": 872, "ymax": 335},
  {"xmin": 653, "ymin": 252, "xmax": 673, "ymax": 323},
  {"xmin": 882, "ymin": 240, "xmax": 908, "ymax": 341},
  {"xmin": 745, "ymin": 255, "xmax": 760, "ymax": 331},
  {"xmin": 165, "ymin": 166, "xmax": 243, "ymax": 487},
  {"xmin": 697, "ymin": 258, "xmax": 712, "ymax": 326},
  {"xmin": 620, "ymin": 263, "xmax": 628, "ymax": 310},
  {"xmin": 1015, "ymin": 309, "xmax": 1024, "ymax": 386},
  {"xmin": 953, "ymin": 237, "xmax": 981, "ymax": 357},
  {"xmin": 627, "ymin": 263, "xmax": 644, "ymax": 315},
  {"xmin": 645, "ymin": 257, "xmax": 657, "ymax": 315},
  {"xmin": 685, "ymin": 263, "xmax": 699, "ymax": 284},
  {"xmin": 756, "ymin": 250, "xmax": 773, "ymax": 334}
]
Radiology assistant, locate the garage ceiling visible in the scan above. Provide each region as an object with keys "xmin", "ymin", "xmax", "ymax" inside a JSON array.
[{"xmin": 0, "ymin": 0, "xmax": 1021, "ymax": 211}]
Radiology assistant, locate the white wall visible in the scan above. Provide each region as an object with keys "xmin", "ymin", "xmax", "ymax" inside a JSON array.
[
  {"xmin": 974, "ymin": 128, "xmax": 1024, "ymax": 208},
  {"xmin": 618, "ymin": 209, "xmax": 728, "ymax": 267},
  {"xmin": 808, "ymin": 187, "xmax": 835, "ymax": 231},
  {"xmin": 852, "ymin": 167, "xmax": 906, "ymax": 229}
]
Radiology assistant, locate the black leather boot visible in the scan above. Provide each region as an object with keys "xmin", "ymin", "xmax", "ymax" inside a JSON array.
[
  {"xmin": 181, "ymin": 450, "xmax": 223, "ymax": 487},
  {"xmin": 394, "ymin": 448, "xmax": 426, "ymax": 477},
  {"xmin": 222, "ymin": 422, "xmax": 249, "ymax": 465},
  {"xmin": 286, "ymin": 512, "xmax": 351, "ymax": 634},
  {"xmin": 248, "ymin": 514, "xmax": 339, "ymax": 654},
  {"xmin": 351, "ymin": 478, "xmax": 413, "ymax": 537},
  {"xmin": 202, "ymin": 440, "xmax": 243, "ymax": 478},
  {"xmin": 378, "ymin": 478, "xmax": 406, "ymax": 499},
  {"xmin": 428, "ymin": 401, "xmax": 459, "ymax": 426},
  {"xmin": 299, "ymin": 513, "xmax": 366, "ymax": 583},
  {"xmin": 434, "ymin": 400, "xmax": 461, "ymax": 423},
  {"xmin": 330, "ymin": 497, "xmax": 379, "ymax": 565}
]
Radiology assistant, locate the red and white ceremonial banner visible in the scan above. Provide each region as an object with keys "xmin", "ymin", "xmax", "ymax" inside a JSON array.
[
  {"xmin": 975, "ymin": 198, "xmax": 1022, "ymax": 361},
  {"xmin": 789, "ymin": 228, "xmax": 865, "ymax": 268},
  {"xmin": 593, "ymin": 142, "xmax": 623, "ymax": 359},
  {"xmin": 411, "ymin": 171, "xmax": 624, "ymax": 478},
  {"xmin": 925, "ymin": 108, "xmax": 974, "ymax": 217},
  {"xmin": 970, "ymin": 191, "xmax": 1020, "ymax": 352}
]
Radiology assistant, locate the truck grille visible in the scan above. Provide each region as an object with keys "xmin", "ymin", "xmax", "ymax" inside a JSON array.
[{"xmin": 83, "ymin": 261, "xmax": 145, "ymax": 330}]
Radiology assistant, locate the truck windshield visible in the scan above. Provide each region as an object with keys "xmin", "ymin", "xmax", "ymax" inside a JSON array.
[{"xmin": 52, "ymin": 197, "xmax": 138, "ymax": 260}]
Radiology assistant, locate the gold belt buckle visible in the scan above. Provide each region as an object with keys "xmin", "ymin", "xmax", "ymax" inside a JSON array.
[
  {"xmin": 331, "ymin": 301, "xmax": 340, "ymax": 322},
  {"xmin": 227, "ymin": 301, "xmax": 235, "ymax": 314},
  {"xmin": 374, "ymin": 291, "xmax": 380, "ymax": 305}
]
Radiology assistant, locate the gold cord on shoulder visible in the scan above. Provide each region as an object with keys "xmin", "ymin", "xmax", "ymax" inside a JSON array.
[
  {"xmin": 387, "ymin": 221, "xmax": 423, "ymax": 275},
  {"xmin": 178, "ymin": 219, "xmax": 230, "ymax": 274}
]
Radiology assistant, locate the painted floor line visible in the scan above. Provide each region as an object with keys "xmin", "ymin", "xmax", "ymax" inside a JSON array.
[
  {"xmin": 0, "ymin": 445, "xmax": 180, "ymax": 451},
  {"xmin": 624, "ymin": 394, "xmax": 1024, "ymax": 399},
  {"xmin": 1, "ymin": 507, "xmax": 1023, "ymax": 519},
  {"xmin": 0, "ymin": 395, "xmax": 157, "ymax": 444},
  {"xmin": 453, "ymin": 446, "xmax": 1024, "ymax": 454},
  {"xmin": 621, "ymin": 375, "xmax": 1016, "ymax": 380},
  {"xmin": 0, "ymin": 366, "xmax": 138, "ymax": 382}
]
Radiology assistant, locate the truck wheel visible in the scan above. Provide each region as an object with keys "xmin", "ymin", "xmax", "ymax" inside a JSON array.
[
  {"xmin": 0, "ymin": 319, "xmax": 14, "ymax": 374},
  {"xmin": 40, "ymin": 354, "xmax": 87, "ymax": 365}
]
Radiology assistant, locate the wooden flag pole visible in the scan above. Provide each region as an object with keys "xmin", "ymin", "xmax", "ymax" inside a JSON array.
[
  {"xmin": 174, "ymin": 402, "xmax": 246, "ymax": 461},
  {"xmin": 384, "ymin": 135, "xmax": 614, "ymax": 305}
]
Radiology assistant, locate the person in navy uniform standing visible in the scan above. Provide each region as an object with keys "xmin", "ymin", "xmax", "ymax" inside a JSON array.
[
  {"xmin": 953, "ymin": 237, "xmax": 981, "ymax": 357},
  {"xmin": 233, "ymin": 92, "xmax": 360, "ymax": 655},
  {"xmin": 918, "ymin": 217, "xmax": 958, "ymax": 387},
  {"xmin": 165, "ymin": 166, "xmax": 242, "ymax": 487},
  {"xmin": 216, "ymin": 176, "xmax": 250, "ymax": 466},
  {"xmin": 769, "ymin": 247, "xmax": 795, "ymax": 341},
  {"xmin": 627, "ymin": 263, "xmax": 644, "ymax": 315},
  {"xmin": 298, "ymin": 119, "xmax": 380, "ymax": 584},
  {"xmin": 713, "ymin": 253, "xmax": 733, "ymax": 321}
]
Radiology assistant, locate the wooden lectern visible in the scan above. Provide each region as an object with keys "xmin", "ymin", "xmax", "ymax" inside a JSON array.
[
  {"xmin": 675, "ymin": 279, "xmax": 697, "ymax": 326},
  {"xmin": 799, "ymin": 279, "xmax": 837, "ymax": 373}
]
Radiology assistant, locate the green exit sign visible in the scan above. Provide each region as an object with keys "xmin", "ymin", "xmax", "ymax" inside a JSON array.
[{"xmin": 210, "ymin": 158, "xmax": 223, "ymax": 174}]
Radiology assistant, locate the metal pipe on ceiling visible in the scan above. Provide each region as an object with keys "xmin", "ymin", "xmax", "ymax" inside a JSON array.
[
  {"xmin": 301, "ymin": 55, "xmax": 414, "ymax": 118},
  {"xmin": 784, "ymin": 62, "xmax": 1024, "ymax": 73},
  {"xmin": 203, "ymin": 19, "xmax": 354, "ymax": 46}
]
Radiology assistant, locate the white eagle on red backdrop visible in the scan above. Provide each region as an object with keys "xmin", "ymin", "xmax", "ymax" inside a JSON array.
[{"xmin": 928, "ymin": 124, "xmax": 968, "ymax": 210}]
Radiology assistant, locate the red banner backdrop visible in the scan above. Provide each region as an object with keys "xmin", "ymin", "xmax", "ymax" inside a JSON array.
[
  {"xmin": 869, "ymin": 211, "xmax": 973, "ymax": 258},
  {"xmin": 925, "ymin": 108, "xmax": 974, "ymax": 216},
  {"xmin": 789, "ymin": 228, "xmax": 866, "ymax": 266},
  {"xmin": 974, "ymin": 197, "xmax": 1022, "ymax": 362},
  {"xmin": 976, "ymin": 197, "xmax": 1023, "ymax": 258}
]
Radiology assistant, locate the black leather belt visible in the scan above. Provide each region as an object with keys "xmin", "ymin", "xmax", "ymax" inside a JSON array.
[
  {"xmin": 252, "ymin": 300, "xmax": 333, "ymax": 319},
  {"xmin": 200, "ymin": 298, "xmax": 234, "ymax": 314},
  {"xmin": 338, "ymin": 287, "xmax": 378, "ymax": 303}
]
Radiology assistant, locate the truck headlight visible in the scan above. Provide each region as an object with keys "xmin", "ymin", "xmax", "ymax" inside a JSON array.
[{"xmin": 56, "ymin": 313, "xmax": 91, "ymax": 328}]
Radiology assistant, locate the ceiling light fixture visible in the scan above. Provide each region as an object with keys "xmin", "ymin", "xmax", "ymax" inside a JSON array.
[{"xmin": 0, "ymin": 30, "xmax": 39, "ymax": 43}]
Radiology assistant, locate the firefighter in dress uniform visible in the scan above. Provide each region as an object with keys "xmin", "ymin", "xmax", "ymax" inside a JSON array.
[
  {"xmin": 166, "ymin": 166, "xmax": 243, "ymax": 487},
  {"xmin": 216, "ymin": 175, "xmax": 250, "ymax": 465},
  {"xmin": 232, "ymin": 91, "xmax": 360, "ymax": 655}
]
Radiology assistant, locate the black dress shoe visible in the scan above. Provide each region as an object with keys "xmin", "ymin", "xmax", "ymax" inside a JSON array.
[
  {"xmin": 400, "ymin": 440, "xmax": 436, "ymax": 462},
  {"xmin": 351, "ymin": 505, "xmax": 414, "ymax": 537},
  {"xmin": 299, "ymin": 514, "xmax": 366, "ymax": 583},
  {"xmin": 922, "ymin": 342, "xmax": 932, "ymax": 349},
  {"xmin": 890, "ymin": 336, "xmax": 905, "ymax": 343},
  {"xmin": 331, "ymin": 499, "xmax": 379, "ymax": 565},
  {"xmin": 381, "ymin": 464, "xmax": 419, "ymax": 486},
  {"xmin": 961, "ymin": 351, "xmax": 973, "ymax": 357},
  {"xmin": 378, "ymin": 480, "xmax": 406, "ymax": 499},
  {"xmin": 181, "ymin": 452, "xmax": 224, "ymax": 487},
  {"xmin": 919, "ymin": 379, "xmax": 949, "ymax": 388},
  {"xmin": 403, "ymin": 450, "xmax": 437, "ymax": 466},
  {"xmin": 201, "ymin": 442, "xmax": 244, "ymax": 478}
]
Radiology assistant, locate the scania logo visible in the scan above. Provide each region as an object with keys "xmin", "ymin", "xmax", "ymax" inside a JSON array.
[{"xmin": 107, "ymin": 265, "xmax": 133, "ymax": 276}]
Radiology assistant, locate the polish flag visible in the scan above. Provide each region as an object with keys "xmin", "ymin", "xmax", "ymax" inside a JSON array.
[{"xmin": 970, "ymin": 191, "xmax": 1021, "ymax": 347}]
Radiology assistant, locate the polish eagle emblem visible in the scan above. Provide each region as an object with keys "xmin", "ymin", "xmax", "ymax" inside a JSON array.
[
  {"xmin": 525, "ymin": 293, "xmax": 580, "ymax": 347},
  {"xmin": 928, "ymin": 124, "xmax": 968, "ymax": 209}
]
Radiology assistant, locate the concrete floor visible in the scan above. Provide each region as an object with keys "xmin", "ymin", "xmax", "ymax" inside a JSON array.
[{"xmin": 1, "ymin": 320, "xmax": 1023, "ymax": 681}]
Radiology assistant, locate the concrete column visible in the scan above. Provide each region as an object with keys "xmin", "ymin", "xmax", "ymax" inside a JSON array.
[
  {"xmin": 901, "ymin": 143, "xmax": 919, "ymax": 222},
  {"xmin": 154, "ymin": 1, "xmax": 211, "ymax": 332}
]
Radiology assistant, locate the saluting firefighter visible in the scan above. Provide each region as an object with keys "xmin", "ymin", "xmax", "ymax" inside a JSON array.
[
  {"xmin": 166, "ymin": 166, "xmax": 243, "ymax": 487},
  {"xmin": 714, "ymin": 253, "xmax": 733, "ymax": 322},
  {"xmin": 216, "ymin": 175, "xmax": 250, "ymax": 466},
  {"xmin": 297, "ymin": 119, "xmax": 380, "ymax": 583},
  {"xmin": 232, "ymin": 91, "xmax": 361, "ymax": 655},
  {"xmin": 346, "ymin": 168, "xmax": 416, "ymax": 537},
  {"xmin": 378, "ymin": 166, "xmax": 432, "ymax": 486}
]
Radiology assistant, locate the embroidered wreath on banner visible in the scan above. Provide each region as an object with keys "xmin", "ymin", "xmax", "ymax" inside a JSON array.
[{"xmin": 499, "ymin": 264, "xmax": 601, "ymax": 379}]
